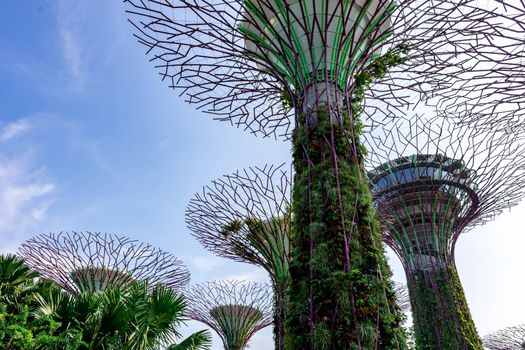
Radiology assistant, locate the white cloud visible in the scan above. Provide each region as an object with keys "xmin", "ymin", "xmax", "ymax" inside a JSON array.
[
  {"xmin": 54, "ymin": 0, "xmax": 89, "ymax": 93},
  {"xmin": 0, "ymin": 158, "xmax": 55, "ymax": 231},
  {"xmin": 60, "ymin": 29, "xmax": 83, "ymax": 89},
  {"xmin": 31, "ymin": 201, "xmax": 54, "ymax": 220},
  {"xmin": 220, "ymin": 269, "xmax": 269, "ymax": 283},
  {"xmin": 190, "ymin": 255, "xmax": 226, "ymax": 273},
  {"xmin": 0, "ymin": 0, "xmax": 90, "ymax": 97},
  {"xmin": 2, "ymin": 183, "xmax": 54, "ymax": 217},
  {"xmin": 0, "ymin": 119, "xmax": 32, "ymax": 142},
  {"xmin": 0, "ymin": 120, "xmax": 56, "ymax": 252}
]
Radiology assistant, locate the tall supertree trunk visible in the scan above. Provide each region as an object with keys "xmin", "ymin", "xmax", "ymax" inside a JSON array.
[
  {"xmin": 408, "ymin": 266, "xmax": 482, "ymax": 350},
  {"xmin": 285, "ymin": 103, "xmax": 406, "ymax": 349},
  {"xmin": 274, "ymin": 282, "xmax": 287, "ymax": 350}
]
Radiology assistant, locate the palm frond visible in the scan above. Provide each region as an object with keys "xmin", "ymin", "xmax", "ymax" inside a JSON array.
[{"xmin": 165, "ymin": 330, "xmax": 212, "ymax": 350}]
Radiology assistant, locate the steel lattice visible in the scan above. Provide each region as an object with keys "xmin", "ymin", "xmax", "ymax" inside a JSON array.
[
  {"xmin": 18, "ymin": 231, "xmax": 190, "ymax": 294},
  {"xmin": 186, "ymin": 164, "xmax": 291, "ymax": 278},
  {"xmin": 365, "ymin": 114, "xmax": 525, "ymax": 266},
  {"xmin": 483, "ymin": 324, "xmax": 525, "ymax": 350},
  {"xmin": 364, "ymin": 114, "xmax": 525, "ymax": 347},
  {"xmin": 185, "ymin": 280, "xmax": 273, "ymax": 350},
  {"xmin": 124, "ymin": 0, "xmax": 523, "ymax": 138},
  {"xmin": 435, "ymin": 0, "xmax": 525, "ymax": 133},
  {"xmin": 186, "ymin": 164, "xmax": 291, "ymax": 348}
]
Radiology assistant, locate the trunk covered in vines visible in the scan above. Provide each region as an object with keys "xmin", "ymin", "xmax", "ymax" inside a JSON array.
[
  {"xmin": 274, "ymin": 283, "xmax": 287, "ymax": 350},
  {"xmin": 284, "ymin": 106, "xmax": 407, "ymax": 349},
  {"xmin": 408, "ymin": 266, "xmax": 482, "ymax": 350}
]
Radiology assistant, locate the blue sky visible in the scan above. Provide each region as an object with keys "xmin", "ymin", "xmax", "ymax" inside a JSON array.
[{"xmin": 0, "ymin": 1, "xmax": 524, "ymax": 348}]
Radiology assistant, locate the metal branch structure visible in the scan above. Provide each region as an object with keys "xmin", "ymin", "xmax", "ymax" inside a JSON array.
[
  {"xmin": 122, "ymin": 0, "xmax": 525, "ymax": 348},
  {"xmin": 365, "ymin": 114, "xmax": 525, "ymax": 349},
  {"xmin": 186, "ymin": 164, "xmax": 291, "ymax": 349},
  {"xmin": 365, "ymin": 1, "xmax": 525, "ymax": 131},
  {"xmin": 430, "ymin": 1, "xmax": 525, "ymax": 133},
  {"xmin": 124, "ymin": 0, "xmax": 522, "ymax": 138},
  {"xmin": 483, "ymin": 324, "xmax": 525, "ymax": 350},
  {"xmin": 18, "ymin": 231, "xmax": 190, "ymax": 294},
  {"xmin": 185, "ymin": 280, "xmax": 273, "ymax": 350}
]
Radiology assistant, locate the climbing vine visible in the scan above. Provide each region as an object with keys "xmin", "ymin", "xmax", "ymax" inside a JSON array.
[
  {"xmin": 284, "ymin": 48, "xmax": 409, "ymax": 349},
  {"xmin": 408, "ymin": 266, "xmax": 482, "ymax": 350}
]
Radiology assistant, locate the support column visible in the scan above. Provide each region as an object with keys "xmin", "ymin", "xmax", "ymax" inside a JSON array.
[
  {"xmin": 284, "ymin": 106, "xmax": 407, "ymax": 349},
  {"xmin": 407, "ymin": 265, "xmax": 482, "ymax": 350}
]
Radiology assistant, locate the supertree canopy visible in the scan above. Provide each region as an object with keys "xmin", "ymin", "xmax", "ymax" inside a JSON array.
[
  {"xmin": 186, "ymin": 164, "xmax": 291, "ymax": 349},
  {"xmin": 428, "ymin": 1, "xmax": 525, "ymax": 132},
  {"xmin": 185, "ymin": 280, "xmax": 272, "ymax": 350},
  {"xmin": 483, "ymin": 324, "xmax": 525, "ymax": 350},
  {"xmin": 123, "ymin": 0, "xmax": 523, "ymax": 347},
  {"xmin": 365, "ymin": 114, "xmax": 525, "ymax": 349},
  {"xmin": 123, "ymin": 0, "xmax": 521, "ymax": 137},
  {"xmin": 18, "ymin": 231, "xmax": 190, "ymax": 294}
]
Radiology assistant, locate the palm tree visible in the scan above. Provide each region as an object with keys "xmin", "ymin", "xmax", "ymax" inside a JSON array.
[
  {"xmin": 37, "ymin": 280, "xmax": 212, "ymax": 350},
  {"xmin": 0, "ymin": 254, "xmax": 85, "ymax": 349},
  {"xmin": 0, "ymin": 254, "xmax": 39, "ymax": 309}
]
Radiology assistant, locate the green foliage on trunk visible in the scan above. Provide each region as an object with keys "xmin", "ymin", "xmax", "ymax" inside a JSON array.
[
  {"xmin": 408, "ymin": 266, "xmax": 482, "ymax": 350},
  {"xmin": 284, "ymin": 48, "xmax": 409, "ymax": 350},
  {"xmin": 284, "ymin": 107, "xmax": 407, "ymax": 349}
]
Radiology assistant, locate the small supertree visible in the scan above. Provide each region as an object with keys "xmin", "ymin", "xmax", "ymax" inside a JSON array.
[
  {"xmin": 18, "ymin": 231, "xmax": 190, "ymax": 294},
  {"xmin": 185, "ymin": 280, "xmax": 272, "ymax": 350},
  {"xmin": 123, "ymin": 1, "xmax": 524, "ymax": 347},
  {"xmin": 186, "ymin": 164, "xmax": 291, "ymax": 349},
  {"xmin": 365, "ymin": 114, "xmax": 525, "ymax": 349},
  {"xmin": 394, "ymin": 282, "xmax": 410, "ymax": 314},
  {"xmin": 483, "ymin": 324, "xmax": 525, "ymax": 350}
]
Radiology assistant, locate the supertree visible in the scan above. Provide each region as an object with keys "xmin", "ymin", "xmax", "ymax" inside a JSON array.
[
  {"xmin": 18, "ymin": 231, "xmax": 190, "ymax": 294},
  {"xmin": 365, "ymin": 114, "xmax": 525, "ymax": 349},
  {"xmin": 393, "ymin": 282, "xmax": 410, "ymax": 314},
  {"xmin": 186, "ymin": 164, "xmax": 424, "ymax": 348},
  {"xmin": 483, "ymin": 324, "xmax": 525, "ymax": 350},
  {"xmin": 123, "ymin": 0, "xmax": 523, "ymax": 347},
  {"xmin": 185, "ymin": 280, "xmax": 273, "ymax": 350},
  {"xmin": 186, "ymin": 164, "xmax": 291, "ymax": 349}
]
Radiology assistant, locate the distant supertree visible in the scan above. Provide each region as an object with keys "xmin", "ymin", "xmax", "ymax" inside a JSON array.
[
  {"xmin": 483, "ymin": 324, "xmax": 525, "ymax": 350},
  {"xmin": 186, "ymin": 164, "xmax": 290, "ymax": 349},
  {"xmin": 123, "ymin": 0, "xmax": 523, "ymax": 347},
  {"xmin": 365, "ymin": 114, "xmax": 525, "ymax": 349},
  {"xmin": 18, "ymin": 231, "xmax": 190, "ymax": 294},
  {"xmin": 185, "ymin": 280, "xmax": 273, "ymax": 350},
  {"xmin": 394, "ymin": 283, "xmax": 410, "ymax": 314}
]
